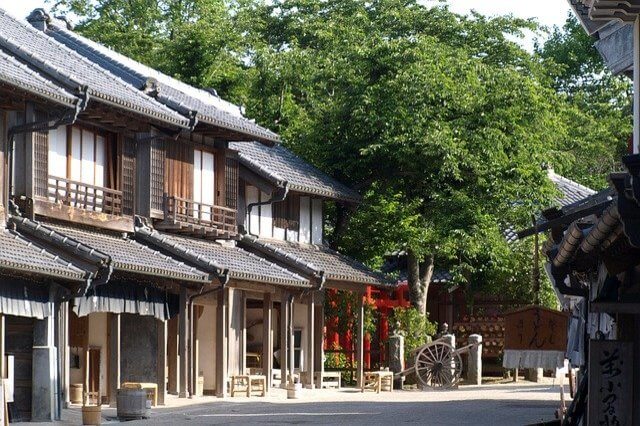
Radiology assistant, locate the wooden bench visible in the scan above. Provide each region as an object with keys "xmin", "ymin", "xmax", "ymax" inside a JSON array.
[
  {"xmin": 230, "ymin": 375, "xmax": 266, "ymax": 397},
  {"xmin": 121, "ymin": 382, "xmax": 158, "ymax": 406},
  {"xmin": 361, "ymin": 371, "xmax": 393, "ymax": 393},
  {"xmin": 314, "ymin": 371, "xmax": 342, "ymax": 389}
]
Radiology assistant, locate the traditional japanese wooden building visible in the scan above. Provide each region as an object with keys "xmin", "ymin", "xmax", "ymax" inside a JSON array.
[{"xmin": 0, "ymin": 7, "xmax": 393, "ymax": 421}]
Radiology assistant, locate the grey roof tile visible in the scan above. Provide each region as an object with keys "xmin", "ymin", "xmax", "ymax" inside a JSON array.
[
  {"xmin": 230, "ymin": 141, "xmax": 361, "ymax": 203},
  {"xmin": 43, "ymin": 19, "xmax": 279, "ymax": 143},
  {"xmin": 0, "ymin": 48, "xmax": 77, "ymax": 106},
  {"xmin": 0, "ymin": 228, "xmax": 86, "ymax": 281},
  {"xmin": 0, "ymin": 9, "xmax": 189, "ymax": 128},
  {"xmin": 241, "ymin": 237, "xmax": 393, "ymax": 288},
  {"xmin": 548, "ymin": 170, "xmax": 597, "ymax": 208},
  {"xmin": 41, "ymin": 221, "xmax": 209, "ymax": 283},
  {"xmin": 136, "ymin": 229, "xmax": 310, "ymax": 288}
]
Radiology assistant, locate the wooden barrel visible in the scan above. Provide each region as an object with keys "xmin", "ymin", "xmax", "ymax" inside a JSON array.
[
  {"xmin": 70, "ymin": 383, "xmax": 83, "ymax": 404},
  {"xmin": 81, "ymin": 405, "xmax": 101, "ymax": 425},
  {"xmin": 116, "ymin": 389, "xmax": 149, "ymax": 420}
]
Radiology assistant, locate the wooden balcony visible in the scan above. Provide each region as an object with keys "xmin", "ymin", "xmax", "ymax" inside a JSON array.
[
  {"xmin": 30, "ymin": 175, "xmax": 134, "ymax": 233},
  {"xmin": 46, "ymin": 176, "xmax": 124, "ymax": 216},
  {"xmin": 155, "ymin": 194, "xmax": 237, "ymax": 239}
]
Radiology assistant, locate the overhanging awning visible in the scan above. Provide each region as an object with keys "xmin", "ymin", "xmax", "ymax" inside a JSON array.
[
  {"xmin": 0, "ymin": 280, "xmax": 51, "ymax": 319},
  {"xmin": 73, "ymin": 283, "xmax": 178, "ymax": 321}
]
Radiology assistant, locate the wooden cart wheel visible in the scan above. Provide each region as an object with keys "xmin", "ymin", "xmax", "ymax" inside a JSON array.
[{"xmin": 414, "ymin": 342, "xmax": 462, "ymax": 389}]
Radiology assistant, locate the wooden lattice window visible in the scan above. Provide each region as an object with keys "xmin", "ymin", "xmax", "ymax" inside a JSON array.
[
  {"xmin": 273, "ymin": 200, "xmax": 287, "ymax": 229},
  {"xmin": 33, "ymin": 111, "xmax": 49, "ymax": 198},
  {"xmin": 287, "ymin": 194, "xmax": 300, "ymax": 232},
  {"xmin": 150, "ymin": 139, "xmax": 165, "ymax": 212},
  {"xmin": 121, "ymin": 138, "xmax": 135, "ymax": 216},
  {"xmin": 225, "ymin": 156, "xmax": 238, "ymax": 209}
]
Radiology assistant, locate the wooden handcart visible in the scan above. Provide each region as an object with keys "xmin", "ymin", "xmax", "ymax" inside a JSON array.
[{"xmin": 395, "ymin": 337, "xmax": 479, "ymax": 389}]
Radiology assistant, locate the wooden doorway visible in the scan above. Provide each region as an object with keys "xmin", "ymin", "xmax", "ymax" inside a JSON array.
[
  {"xmin": 5, "ymin": 315, "xmax": 34, "ymax": 422},
  {"xmin": 86, "ymin": 347, "xmax": 100, "ymax": 403}
]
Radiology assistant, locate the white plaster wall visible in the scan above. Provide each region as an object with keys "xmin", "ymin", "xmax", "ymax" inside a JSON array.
[
  {"xmin": 311, "ymin": 198, "xmax": 323, "ymax": 244},
  {"xmin": 88, "ymin": 313, "xmax": 108, "ymax": 397},
  {"xmin": 246, "ymin": 186, "xmax": 260, "ymax": 235},
  {"xmin": 259, "ymin": 191, "xmax": 273, "ymax": 238},
  {"xmin": 227, "ymin": 289, "xmax": 244, "ymax": 376},
  {"xmin": 196, "ymin": 305, "xmax": 217, "ymax": 392},
  {"xmin": 299, "ymin": 196, "xmax": 311, "ymax": 244},
  {"xmin": 293, "ymin": 302, "xmax": 308, "ymax": 371}
]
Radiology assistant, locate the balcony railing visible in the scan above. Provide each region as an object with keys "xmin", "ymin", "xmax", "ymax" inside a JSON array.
[
  {"xmin": 161, "ymin": 194, "xmax": 237, "ymax": 235},
  {"xmin": 47, "ymin": 175, "xmax": 124, "ymax": 216}
]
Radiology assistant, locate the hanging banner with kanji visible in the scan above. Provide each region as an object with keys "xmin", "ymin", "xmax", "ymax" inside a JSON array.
[
  {"xmin": 588, "ymin": 340, "xmax": 632, "ymax": 426},
  {"xmin": 502, "ymin": 306, "xmax": 568, "ymax": 370}
]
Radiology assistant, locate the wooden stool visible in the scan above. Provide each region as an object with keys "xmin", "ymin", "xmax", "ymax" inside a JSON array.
[
  {"xmin": 230, "ymin": 375, "xmax": 266, "ymax": 397},
  {"xmin": 361, "ymin": 371, "xmax": 393, "ymax": 393},
  {"xmin": 314, "ymin": 371, "xmax": 341, "ymax": 389}
]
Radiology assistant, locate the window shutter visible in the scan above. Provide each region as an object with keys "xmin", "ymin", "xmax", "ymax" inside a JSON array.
[
  {"xmin": 225, "ymin": 156, "xmax": 239, "ymax": 209},
  {"xmin": 150, "ymin": 139, "xmax": 165, "ymax": 213},
  {"xmin": 121, "ymin": 138, "xmax": 136, "ymax": 216},
  {"xmin": 33, "ymin": 110, "xmax": 48, "ymax": 198},
  {"xmin": 287, "ymin": 194, "xmax": 300, "ymax": 232}
]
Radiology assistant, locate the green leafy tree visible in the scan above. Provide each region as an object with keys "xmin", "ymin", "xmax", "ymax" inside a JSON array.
[{"xmin": 51, "ymin": 1, "xmax": 627, "ymax": 312}]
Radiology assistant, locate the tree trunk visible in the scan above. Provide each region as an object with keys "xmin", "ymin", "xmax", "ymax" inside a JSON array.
[
  {"xmin": 407, "ymin": 250, "xmax": 434, "ymax": 316},
  {"xmin": 329, "ymin": 202, "xmax": 354, "ymax": 250}
]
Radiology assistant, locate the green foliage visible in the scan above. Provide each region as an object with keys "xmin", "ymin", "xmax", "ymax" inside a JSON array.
[
  {"xmin": 51, "ymin": 1, "xmax": 630, "ymax": 305},
  {"xmin": 324, "ymin": 290, "xmax": 376, "ymax": 337},
  {"xmin": 323, "ymin": 342, "xmax": 351, "ymax": 383},
  {"xmin": 390, "ymin": 307, "xmax": 437, "ymax": 359}
]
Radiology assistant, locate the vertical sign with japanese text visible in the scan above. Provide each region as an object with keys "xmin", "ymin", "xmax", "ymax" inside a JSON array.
[{"xmin": 588, "ymin": 340, "xmax": 632, "ymax": 426}]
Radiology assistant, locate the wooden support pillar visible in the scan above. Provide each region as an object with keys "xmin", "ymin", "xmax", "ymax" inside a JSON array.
[
  {"xmin": 167, "ymin": 316, "xmax": 179, "ymax": 395},
  {"xmin": 157, "ymin": 320, "xmax": 167, "ymax": 405},
  {"xmin": 59, "ymin": 303, "xmax": 70, "ymax": 407},
  {"xmin": 240, "ymin": 292, "xmax": 247, "ymax": 375},
  {"xmin": 288, "ymin": 296, "xmax": 295, "ymax": 386},
  {"xmin": 306, "ymin": 293, "xmax": 315, "ymax": 389},
  {"xmin": 356, "ymin": 292, "xmax": 365, "ymax": 389},
  {"xmin": 314, "ymin": 294, "xmax": 325, "ymax": 376},
  {"xmin": 215, "ymin": 289, "xmax": 228, "ymax": 397},
  {"xmin": 192, "ymin": 306, "xmax": 200, "ymax": 398},
  {"xmin": 108, "ymin": 313, "xmax": 120, "ymax": 407},
  {"xmin": 262, "ymin": 293, "xmax": 273, "ymax": 391},
  {"xmin": 0, "ymin": 314, "xmax": 4, "ymax": 379},
  {"xmin": 634, "ymin": 15, "xmax": 640, "ymax": 154},
  {"xmin": 178, "ymin": 287, "xmax": 189, "ymax": 398},
  {"xmin": 279, "ymin": 293, "xmax": 289, "ymax": 389}
]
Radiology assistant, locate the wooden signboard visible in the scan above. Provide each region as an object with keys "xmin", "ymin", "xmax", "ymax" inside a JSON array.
[
  {"xmin": 504, "ymin": 306, "xmax": 568, "ymax": 352},
  {"xmin": 588, "ymin": 340, "xmax": 632, "ymax": 426}
]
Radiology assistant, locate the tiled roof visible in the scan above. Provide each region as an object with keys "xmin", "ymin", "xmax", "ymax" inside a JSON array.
[
  {"xmin": 42, "ymin": 17, "xmax": 279, "ymax": 143},
  {"xmin": 0, "ymin": 228, "xmax": 86, "ymax": 281},
  {"xmin": 240, "ymin": 237, "xmax": 394, "ymax": 288},
  {"xmin": 548, "ymin": 170, "xmax": 597, "ymax": 208},
  {"xmin": 0, "ymin": 48, "xmax": 77, "ymax": 107},
  {"xmin": 41, "ymin": 221, "xmax": 210, "ymax": 283},
  {"xmin": 0, "ymin": 9, "xmax": 189, "ymax": 128},
  {"xmin": 135, "ymin": 228, "xmax": 310, "ymax": 288},
  {"xmin": 230, "ymin": 141, "xmax": 361, "ymax": 203}
]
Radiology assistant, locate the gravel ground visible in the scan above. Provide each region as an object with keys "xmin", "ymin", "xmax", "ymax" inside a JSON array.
[{"xmin": 22, "ymin": 382, "xmax": 567, "ymax": 426}]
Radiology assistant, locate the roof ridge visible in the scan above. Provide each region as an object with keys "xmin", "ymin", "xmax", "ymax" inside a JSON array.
[
  {"xmin": 47, "ymin": 21, "xmax": 243, "ymax": 116},
  {"xmin": 0, "ymin": 47, "xmax": 77, "ymax": 106},
  {"xmin": 548, "ymin": 169, "xmax": 596, "ymax": 195},
  {"xmin": 0, "ymin": 8, "xmax": 188, "ymax": 127}
]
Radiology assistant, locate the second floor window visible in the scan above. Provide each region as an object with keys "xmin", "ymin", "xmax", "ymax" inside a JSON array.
[
  {"xmin": 193, "ymin": 148, "xmax": 215, "ymax": 220},
  {"xmin": 46, "ymin": 125, "xmax": 121, "ymax": 214},
  {"xmin": 48, "ymin": 126, "xmax": 109, "ymax": 187}
]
